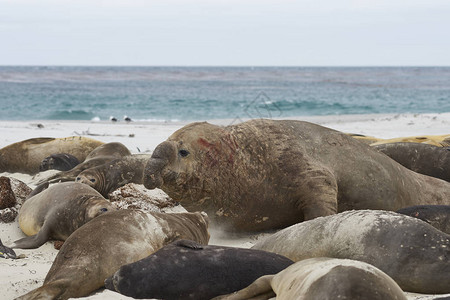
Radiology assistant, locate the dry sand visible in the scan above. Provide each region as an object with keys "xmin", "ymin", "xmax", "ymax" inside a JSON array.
[{"xmin": 1, "ymin": 113, "xmax": 449, "ymax": 299}]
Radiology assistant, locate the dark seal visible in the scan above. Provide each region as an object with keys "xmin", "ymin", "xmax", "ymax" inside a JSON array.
[
  {"xmin": 396, "ymin": 205, "xmax": 450, "ymax": 234},
  {"xmin": 105, "ymin": 239, "xmax": 293, "ymax": 300},
  {"xmin": 252, "ymin": 210, "xmax": 450, "ymax": 294},
  {"xmin": 39, "ymin": 153, "xmax": 80, "ymax": 172}
]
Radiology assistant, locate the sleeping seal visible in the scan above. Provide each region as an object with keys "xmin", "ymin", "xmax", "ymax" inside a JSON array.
[
  {"xmin": 252, "ymin": 210, "xmax": 450, "ymax": 294},
  {"xmin": 11, "ymin": 182, "xmax": 115, "ymax": 249},
  {"xmin": 214, "ymin": 257, "xmax": 407, "ymax": 300},
  {"xmin": 0, "ymin": 136, "xmax": 104, "ymax": 174},
  {"xmin": 396, "ymin": 205, "xmax": 450, "ymax": 234},
  {"xmin": 105, "ymin": 239, "xmax": 293, "ymax": 300},
  {"xmin": 16, "ymin": 210, "xmax": 210, "ymax": 300},
  {"xmin": 373, "ymin": 142, "xmax": 450, "ymax": 182},
  {"xmin": 41, "ymin": 142, "xmax": 131, "ymax": 184}
]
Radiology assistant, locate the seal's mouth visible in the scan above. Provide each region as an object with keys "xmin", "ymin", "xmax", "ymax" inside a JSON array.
[{"xmin": 144, "ymin": 173, "xmax": 163, "ymax": 189}]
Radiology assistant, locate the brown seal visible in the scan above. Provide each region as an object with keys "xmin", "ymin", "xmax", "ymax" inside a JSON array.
[
  {"xmin": 0, "ymin": 136, "xmax": 104, "ymax": 174},
  {"xmin": 41, "ymin": 142, "xmax": 131, "ymax": 184},
  {"xmin": 214, "ymin": 258, "xmax": 406, "ymax": 300},
  {"xmin": 143, "ymin": 119, "xmax": 450, "ymax": 232},
  {"xmin": 16, "ymin": 209, "xmax": 210, "ymax": 300},
  {"xmin": 252, "ymin": 210, "xmax": 450, "ymax": 294},
  {"xmin": 11, "ymin": 182, "xmax": 115, "ymax": 249},
  {"xmin": 373, "ymin": 142, "xmax": 450, "ymax": 182},
  {"xmin": 75, "ymin": 154, "xmax": 151, "ymax": 197}
]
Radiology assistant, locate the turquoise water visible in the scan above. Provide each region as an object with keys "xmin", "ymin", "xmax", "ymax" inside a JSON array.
[{"xmin": 0, "ymin": 66, "xmax": 449, "ymax": 121}]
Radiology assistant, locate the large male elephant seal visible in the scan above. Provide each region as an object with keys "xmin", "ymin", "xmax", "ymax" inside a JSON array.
[
  {"xmin": 16, "ymin": 210, "xmax": 210, "ymax": 300},
  {"xmin": 11, "ymin": 182, "xmax": 115, "ymax": 249},
  {"xmin": 396, "ymin": 205, "xmax": 450, "ymax": 234},
  {"xmin": 75, "ymin": 154, "xmax": 151, "ymax": 197},
  {"xmin": 143, "ymin": 119, "xmax": 450, "ymax": 232},
  {"xmin": 41, "ymin": 142, "xmax": 131, "ymax": 184},
  {"xmin": 0, "ymin": 136, "xmax": 104, "ymax": 174},
  {"xmin": 214, "ymin": 257, "xmax": 406, "ymax": 300},
  {"xmin": 105, "ymin": 239, "xmax": 293, "ymax": 300},
  {"xmin": 373, "ymin": 142, "xmax": 450, "ymax": 182},
  {"xmin": 252, "ymin": 210, "xmax": 450, "ymax": 294}
]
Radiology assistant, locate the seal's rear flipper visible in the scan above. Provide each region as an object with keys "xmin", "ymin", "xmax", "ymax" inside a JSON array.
[
  {"xmin": 15, "ymin": 281, "xmax": 65, "ymax": 300},
  {"xmin": 0, "ymin": 238, "xmax": 17, "ymax": 259},
  {"xmin": 174, "ymin": 239, "xmax": 204, "ymax": 250},
  {"xmin": 10, "ymin": 224, "xmax": 51, "ymax": 249},
  {"xmin": 212, "ymin": 275, "xmax": 275, "ymax": 300}
]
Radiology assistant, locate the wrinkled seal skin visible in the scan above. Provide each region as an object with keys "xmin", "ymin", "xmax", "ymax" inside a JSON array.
[
  {"xmin": 76, "ymin": 154, "xmax": 151, "ymax": 198},
  {"xmin": 252, "ymin": 210, "xmax": 450, "ymax": 294},
  {"xmin": 214, "ymin": 258, "xmax": 407, "ymax": 300},
  {"xmin": 396, "ymin": 205, "xmax": 450, "ymax": 234},
  {"xmin": 39, "ymin": 153, "xmax": 80, "ymax": 172},
  {"xmin": 143, "ymin": 119, "xmax": 450, "ymax": 232},
  {"xmin": 16, "ymin": 210, "xmax": 210, "ymax": 300},
  {"xmin": 373, "ymin": 142, "xmax": 450, "ymax": 182},
  {"xmin": 42, "ymin": 142, "xmax": 131, "ymax": 184},
  {"xmin": 105, "ymin": 239, "xmax": 293, "ymax": 300},
  {"xmin": 0, "ymin": 136, "xmax": 104, "ymax": 174},
  {"xmin": 11, "ymin": 182, "xmax": 115, "ymax": 249}
]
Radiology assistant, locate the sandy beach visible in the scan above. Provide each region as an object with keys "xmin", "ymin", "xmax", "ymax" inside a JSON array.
[{"xmin": 1, "ymin": 113, "xmax": 449, "ymax": 300}]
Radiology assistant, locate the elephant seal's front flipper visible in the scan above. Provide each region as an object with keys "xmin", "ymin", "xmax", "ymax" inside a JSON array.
[{"xmin": 297, "ymin": 166, "xmax": 338, "ymax": 220}]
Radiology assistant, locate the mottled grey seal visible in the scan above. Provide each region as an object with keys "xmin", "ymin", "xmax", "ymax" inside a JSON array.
[
  {"xmin": 0, "ymin": 136, "xmax": 104, "ymax": 174},
  {"xmin": 252, "ymin": 210, "xmax": 450, "ymax": 294},
  {"xmin": 373, "ymin": 142, "xmax": 450, "ymax": 181},
  {"xmin": 41, "ymin": 142, "xmax": 131, "ymax": 184},
  {"xmin": 143, "ymin": 119, "xmax": 450, "ymax": 232},
  {"xmin": 105, "ymin": 239, "xmax": 293, "ymax": 300},
  {"xmin": 75, "ymin": 154, "xmax": 151, "ymax": 197},
  {"xmin": 396, "ymin": 205, "xmax": 450, "ymax": 234},
  {"xmin": 11, "ymin": 182, "xmax": 115, "ymax": 249},
  {"xmin": 39, "ymin": 153, "xmax": 80, "ymax": 172},
  {"xmin": 214, "ymin": 257, "xmax": 407, "ymax": 300},
  {"xmin": 16, "ymin": 210, "xmax": 210, "ymax": 300}
]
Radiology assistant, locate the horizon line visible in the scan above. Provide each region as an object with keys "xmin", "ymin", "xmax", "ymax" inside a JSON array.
[{"xmin": 1, "ymin": 64, "xmax": 449, "ymax": 68}]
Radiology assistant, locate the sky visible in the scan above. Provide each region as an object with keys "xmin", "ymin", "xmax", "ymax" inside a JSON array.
[{"xmin": 1, "ymin": 0, "xmax": 449, "ymax": 66}]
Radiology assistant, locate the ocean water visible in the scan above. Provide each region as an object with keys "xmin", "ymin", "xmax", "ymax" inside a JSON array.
[{"xmin": 0, "ymin": 66, "xmax": 449, "ymax": 122}]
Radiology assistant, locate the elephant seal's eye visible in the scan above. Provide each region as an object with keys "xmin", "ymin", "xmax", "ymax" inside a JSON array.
[
  {"xmin": 90, "ymin": 178, "xmax": 96, "ymax": 183},
  {"xmin": 100, "ymin": 208, "xmax": 108, "ymax": 212},
  {"xmin": 179, "ymin": 149, "xmax": 190, "ymax": 157}
]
